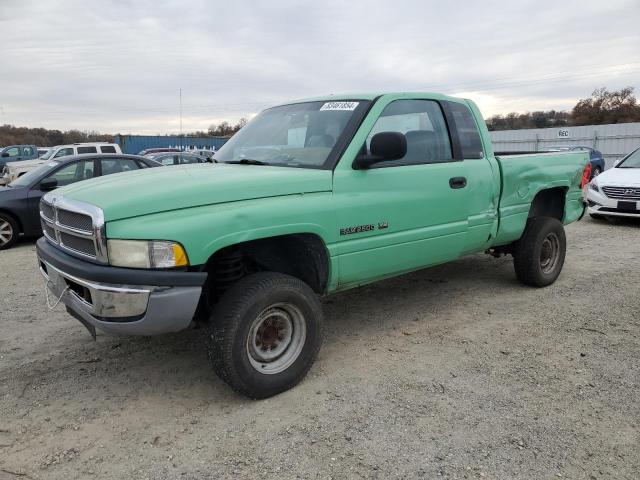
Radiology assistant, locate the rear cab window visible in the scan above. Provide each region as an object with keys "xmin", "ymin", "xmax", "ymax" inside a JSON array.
[
  {"xmin": 100, "ymin": 145, "xmax": 117, "ymax": 153},
  {"xmin": 447, "ymin": 102, "xmax": 484, "ymax": 159}
]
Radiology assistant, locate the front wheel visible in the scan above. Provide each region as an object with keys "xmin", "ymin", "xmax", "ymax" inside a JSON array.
[
  {"xmin": 0, "ymin": 213, "xmax": 18, "ymax": 250},
  {"xmin": 206, "ymin": 272, "xmax": 323, "ymax": 398},
  {"xmin": 591, "ymin": 166, "xmax": 602, "ymax": 179},
  {"xmin": 513, "ymin": 217, "xmax": 566, "ymax": 287}
]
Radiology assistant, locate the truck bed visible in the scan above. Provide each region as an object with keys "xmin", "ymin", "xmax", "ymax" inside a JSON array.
[{"xmin": 493, "ymin": 151, "xmax": 589, "ymax": 245}]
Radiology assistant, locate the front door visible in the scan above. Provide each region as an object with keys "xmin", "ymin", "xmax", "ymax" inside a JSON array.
[{"xmin": 332, "ymin": 97, "xmax": 470, "ymax": 288}]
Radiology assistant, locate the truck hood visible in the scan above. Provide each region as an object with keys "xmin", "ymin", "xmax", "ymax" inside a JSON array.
[
  {"xmin": 58, "ymin": 163, "xmax": 333, "ymax": 221},
  {"xmin": 596, "ymin": 167, "xmax": 640, "ymax": 186}
]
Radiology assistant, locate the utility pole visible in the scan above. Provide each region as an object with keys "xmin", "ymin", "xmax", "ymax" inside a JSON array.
[{"xmin": 179, "ymin": 88, "xmax": 183, "ymax": 151}]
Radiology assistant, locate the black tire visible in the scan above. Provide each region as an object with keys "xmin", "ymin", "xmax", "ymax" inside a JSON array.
[
  {"xmin": 0, "ymin": 212, "xmax": 19, "ymax": 250},
  {"xmin": 206, "ymin": 272, "xmax": 323, "ymax": 399},
  {"xmin": 589, "ymin": 213, "xmax": 605, "ymax": 220},
  {"xmin": 513, "ymin": 217, "xmax": 566, "ymax": 287}
]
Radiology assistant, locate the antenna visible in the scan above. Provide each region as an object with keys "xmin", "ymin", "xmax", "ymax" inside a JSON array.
[{"xmin": 179, "ymin": 88, "xmax": 183, "ymax": 151}]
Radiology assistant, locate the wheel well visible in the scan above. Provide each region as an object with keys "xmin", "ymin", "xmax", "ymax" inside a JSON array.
[
  {"xmin": 0, "ymin": 209, "xmax": 22, "ymax": 233},
  {"xmin": 197, "ymin": 234, "xmax": 330, "ymax": 319},
  {"xmin": 528, "ymin": 187, "xmax": 566, "ymax": 221}
]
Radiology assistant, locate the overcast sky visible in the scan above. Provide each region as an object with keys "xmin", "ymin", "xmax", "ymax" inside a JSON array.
[{"xmin": 1, "ymin": 0, "xmax": 639, "ymax": 134}]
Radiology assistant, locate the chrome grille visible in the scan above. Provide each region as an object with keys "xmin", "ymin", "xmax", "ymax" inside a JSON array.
[
  {"xmin": 59, "ymin": 232, "xmax": 96, "ymax": 256},
  {"xmin": 39, "ymin": 195, "xmax": 107, "ymax": 263},
  {"xmin": 602, "ymin": 186, "xmax": 640, "ymax": 201},
  {"xmin": 41, "ymin": 220, "xmax": 56, "ymax": 240},
  {"xmin": 57, "ymin": 209, "xmax": 93, "ymax": 232},
  {"xmin": 40, "ymin": 202, "xmax": 55, "ymax": 221}
]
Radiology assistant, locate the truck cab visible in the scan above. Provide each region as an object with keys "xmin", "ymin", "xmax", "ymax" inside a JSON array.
[{"xmin": 0, "ymin": 144, "xmax": 38, "ymax": 169}]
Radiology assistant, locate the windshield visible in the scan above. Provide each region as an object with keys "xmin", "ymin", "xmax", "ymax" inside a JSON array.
[
  {"xmin": 9, "ymin": 161, "xmax": 58, "ymax": 187},
  {"xmin": 214, "ymin": 100, "xmax": 369, "ymax": 169},
  {"xmin": 617, "ymin": 148, "xmax": 640, "ymax": 168},
  {"xmin": 39, "ymin": 149, "xmax": 56, "ymax": 160}
]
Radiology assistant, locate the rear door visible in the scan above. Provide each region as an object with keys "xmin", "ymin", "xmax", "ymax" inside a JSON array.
[{"xmin": 332, "ymin": 97, "xmax": 470, "ymax": 287}]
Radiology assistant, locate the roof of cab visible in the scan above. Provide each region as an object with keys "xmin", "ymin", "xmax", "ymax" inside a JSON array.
[{"xmin": 282, "ymin": 91, "xmax": 468, "ymax": 105}]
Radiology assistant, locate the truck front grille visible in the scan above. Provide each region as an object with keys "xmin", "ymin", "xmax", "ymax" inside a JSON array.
[
  {"xmin": 39, "ymin": 195, "xmax": 107, "ymax": 263},
  {"xmin": 57, "ymin": 209, "xmax": 93, "ymax": 232},
  {"xmin": 58, "ymin": 232, "xmax": 97, "ymax": 256},
  {"xmin": 602, "ymin": 186, "xmax": 640, "ymax": 201}
]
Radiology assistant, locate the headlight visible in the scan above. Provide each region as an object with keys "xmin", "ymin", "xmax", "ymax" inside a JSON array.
[
  {"xmin": 588, "ymin": 181, "xmax": 599, "ymax": 192},
  {"xmin": 107, "ymin": 239, "xmax": 189, "ymax": 268}
]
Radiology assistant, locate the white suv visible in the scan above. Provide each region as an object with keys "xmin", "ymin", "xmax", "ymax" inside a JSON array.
[{"xmin": 1, "ymin": 143, "xmax": 121, "ymax": 184}]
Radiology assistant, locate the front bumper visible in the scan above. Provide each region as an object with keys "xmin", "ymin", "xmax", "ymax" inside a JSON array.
[
  {"xmin": 586, "ymin": 188, "xmax": 640, "ymax": 218},
  {"xmin": 36, "ymin": 237, "xmax": 207, "ymax": 336}
]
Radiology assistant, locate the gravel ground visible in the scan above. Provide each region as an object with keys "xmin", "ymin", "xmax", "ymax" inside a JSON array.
[{"xmin": 0, "ymin": 216, "xmax": 638, "ymax": 480}]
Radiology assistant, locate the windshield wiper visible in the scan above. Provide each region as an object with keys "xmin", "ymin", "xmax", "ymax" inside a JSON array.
[{"xmin": 225, "ymin": 159, "xmax": 268, "ymax": 166}]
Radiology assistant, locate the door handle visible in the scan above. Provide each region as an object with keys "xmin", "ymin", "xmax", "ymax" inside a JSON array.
[{"xmin": 449, "ymin": 176, "xmax": 467, "ymax": 189}]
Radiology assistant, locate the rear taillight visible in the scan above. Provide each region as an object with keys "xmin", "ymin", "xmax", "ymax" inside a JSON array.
[{"xmin": 581, "ymin": 163, "xmax": 592, "ymax": 188}]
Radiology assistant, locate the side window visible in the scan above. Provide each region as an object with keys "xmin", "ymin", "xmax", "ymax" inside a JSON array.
[
  {"xmin": 23, "ymin": 146, "xmax": 35, "ymax": 156},
  {"xmin": 4, "ymin": 147, "xmax": 20, "ymax": 158},
  {"xmin": 179, "ymin": 155, "xmax": 200, "ymax": 164},
  {"xmin": 100, "ymin": 145, "xmax": 117, "ymax": 153},
  {"xmin": 77, "ymin": 146, "xmax": 97, "ymax": 154},
  {"xmin": 45, "ymin": 160, "xmax": 94, "ymax": 187},
  {"xmin": 366, "ymin": 99, "xmax": 453, "ymax": 167},
  {"xmin": 53, "ymin": 148, "xmax": 74, "ymax": 158},
  {"xmin": 100, "ymin": 158, "xmax": 140, "ymax": 176},
  {"xmin": 159, "ymin": 155, "xmax": 178, "ymax": 166},
  {"xmin": 448, "ymin": 102, "xmax": 484, "ymax": 159}
]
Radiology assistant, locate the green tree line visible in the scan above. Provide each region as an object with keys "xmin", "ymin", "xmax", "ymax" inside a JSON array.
[{"xmin": 486, "ymin": 86, "xmax": 640, "ymax": 131}]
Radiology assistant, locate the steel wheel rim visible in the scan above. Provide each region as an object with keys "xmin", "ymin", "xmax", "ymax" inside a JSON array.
[
  {"xmin": 540, "ymin": 232, "xmax": 560, "ymax": 274},
  {"xmin": 0, "ymin": 219, "xmax": 13, "ymax": 246},
  {"xmin": 246, "ymin": 302, "xmax": 306, "ymax": 374}
]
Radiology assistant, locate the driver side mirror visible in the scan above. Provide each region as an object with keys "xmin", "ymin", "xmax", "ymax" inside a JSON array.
[
  {"xmin": 1, "ymin": 152, "xmax": 9, "ymax": 158},
  {"xmin": 39, "ymin": 178, "xmax": 58, "ymax": 191},
  {"xmin": 352, "ymin": 132, "xmax": 407, "ymax": 170}
]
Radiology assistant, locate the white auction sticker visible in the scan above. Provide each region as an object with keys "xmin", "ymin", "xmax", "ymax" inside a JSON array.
[{"xmin": 320, "ymin": 101, "xmax": 359, "ymax": 111}]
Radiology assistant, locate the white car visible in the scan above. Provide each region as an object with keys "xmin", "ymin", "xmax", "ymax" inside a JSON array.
[
  {"xmin": 1, "ymin": 142, "xmax": 121, "ymax": 184},
  {"xmin": 586, "ymin": 146, "xmax": 640, "ymax": 220}
]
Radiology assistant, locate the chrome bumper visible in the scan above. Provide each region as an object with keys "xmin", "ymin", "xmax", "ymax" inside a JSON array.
[{"xmin": 39, "ymin": 258, "xmax": 202, "ymax": 336}]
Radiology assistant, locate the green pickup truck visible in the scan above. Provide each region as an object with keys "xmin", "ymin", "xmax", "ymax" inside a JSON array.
[{"xmin": 37, "ymin": 93, "xmax": 589, "ymax": 398}]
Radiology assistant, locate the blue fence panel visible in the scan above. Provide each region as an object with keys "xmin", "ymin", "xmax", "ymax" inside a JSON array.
[{"xmin": 115, "ymin": 135, "xmax": 229, "ymax": 154}]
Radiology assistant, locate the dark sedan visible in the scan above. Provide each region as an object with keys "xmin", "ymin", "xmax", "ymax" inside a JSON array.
[{"xmin": 0, "ymin": 154, "xmax": 161, "ymax": 250}]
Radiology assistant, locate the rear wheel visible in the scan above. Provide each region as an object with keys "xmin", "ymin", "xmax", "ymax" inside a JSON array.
[
  {"xmin": 0, "ymin": 213, "xmax": 18, "ymax": 250},
  {"xmin": 513, "ymin": 217, "xmax": 566, "ymax": 287},
  {"xmin": 206, "ymin": 272, "xmax": 323, "ymax": 398}
]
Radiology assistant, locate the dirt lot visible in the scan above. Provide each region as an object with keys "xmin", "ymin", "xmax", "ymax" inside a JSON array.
[{"xmin": 0, "ymin": 217, "xmax": 638, "ymax": 480}]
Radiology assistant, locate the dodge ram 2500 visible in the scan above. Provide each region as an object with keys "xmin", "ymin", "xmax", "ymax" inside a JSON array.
[{"xmin": 36, "ymin": 93, "xmax": 589, "ymax": 398}]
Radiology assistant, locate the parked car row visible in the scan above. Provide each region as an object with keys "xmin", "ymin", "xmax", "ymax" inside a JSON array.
[
  {"xmin": 0, "ymin": 154, "xmax": 161, "ymax": 249},
  {"xmin": 0, "ymin": 142, "xmax": 122, "ymax": 185}
]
